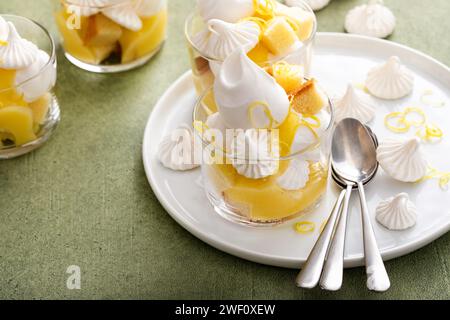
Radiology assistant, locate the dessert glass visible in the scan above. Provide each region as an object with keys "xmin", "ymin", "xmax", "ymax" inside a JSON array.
[
  {"xmin": 54, "ymin": 0, "xmax": 168, "ymax": 73},
  {"xmin": 185, "ymin": 0, "xmax": 317, "ymax": 96},
  {"xmin": 0, "ymin": 15, "xmax": 59, "ymax": 159},
  {"xmin": 194, "ymin": 87, "xmax": 334, "ymax": 227}
]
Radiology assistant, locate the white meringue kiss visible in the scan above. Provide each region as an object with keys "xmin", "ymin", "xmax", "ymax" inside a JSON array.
[
  {"xmin": 214, "ymin": 49, "xmax": 290, "ymax": 130},
  {"xmin": 192, "ymin": 19, "xmax": 260, "ymax": 60},
  {"xmin": 135, "ymin": 0, "xmax": 165, "ymax": 17},
  {"xmin": 376, "ymin": 193, "xmax": 417, "ymax": 230},
  {"xmin": 345, "ymin": 0, "xmax": 396, "ymax": 39},
  {"xmin": 377, "ymin": 137, "xmax": 427, "ymax": 183},
  {"xmin": 277, "ymin": 158, "xmax": 310, "ymax": 191},
  {"xmin": 334, "ymin": 84, "xmax": 375, "ymax": 124},
  {"xmin": 0, "ymin": 16, "xmax": 8, "ymax": 45},
  {"xmin": 102, "ymin": 1, "xmax": 142, "ymax": 31},
  {"xmin": 67, "ymin": 0, "xmax": 110, "ymax": 17},
  {"xmin": 15, "ymin": 50, "xmax": 56, "ymax": 103},
  {"xmin": 366, "ymin": 56, "xmax": 414, "ymax": 100},
  {"xmin": 197, "ymin": 0, "xmax": 255, "ymax": 23},
  {"xmin": 0, "ymin": 22, "xmax": 38, "ymax": 70}
]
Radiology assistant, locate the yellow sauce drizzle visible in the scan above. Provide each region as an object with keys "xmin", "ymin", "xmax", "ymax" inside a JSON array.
[
  {"xmin": 420, "ymin": 89, "xmax": 446, "ymax": 108},
  {"xmin": 294, "ymin": 221, "xmax": 315, "ymax": 234},
  {"xmin": 384, "ymin": 107, "xmax": 443, "ymax": 142}
]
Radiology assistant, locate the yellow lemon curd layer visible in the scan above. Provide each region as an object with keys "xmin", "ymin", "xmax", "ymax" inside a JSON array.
[
  {"xmin": 0, "ymin": 69, "xmax": 50, "ymax": 146},
  {"xmin": 55, "ymin": 8, "xmax": 167, "ymax": 65},
  {"xmin": 205, "ymin": 111, "xmax": 328, "ymax": 222}
]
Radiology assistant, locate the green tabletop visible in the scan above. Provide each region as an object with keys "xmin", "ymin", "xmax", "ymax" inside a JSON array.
[{"xmin": 1, "ymin": 0, "xmax": 449, "ymax": 300}]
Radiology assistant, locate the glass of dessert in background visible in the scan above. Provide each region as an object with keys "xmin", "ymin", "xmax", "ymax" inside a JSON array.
[
  {"xmin": 193, "ymin": 49, "xmax": 333, "ymax": 226},
  {"xmin": 185, "ymin": 0, "xmax": 317, "ymax": 96},
  {"xmin": 0, "ymin": 15, "xmax": 59, "ymax": 159},
  {"xmin": 54, "ymin": 0, "xmax": 168, "ymax": 73}
]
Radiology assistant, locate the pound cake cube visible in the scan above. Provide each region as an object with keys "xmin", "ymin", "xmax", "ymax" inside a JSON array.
[
  {"xmin": 291, "ymin": 80, "xmax": 327, "ymax": 115},
  {"xmin": 262, "ymin": 17, "xmax": 299, "ymax": 56}
]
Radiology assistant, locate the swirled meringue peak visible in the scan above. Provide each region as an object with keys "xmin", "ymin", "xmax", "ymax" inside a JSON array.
[
  {"xmin": 102, "ymin": 1, "xmax": 142, "ymax": 31},
  {"xmin": 345, "ymin": 0, "xmax": 396, "ymax": 39},
  {"xmin": 214, "ymin": 49, "xmax": 290, "ymax": 130},
  {"xmin": 277, "ymin": 158, "xmax": 310, "ymax": 190},
  {"xmin": 287, "ymin": 0, "xmax": 330, "ymax": 11},
  {"xmin": 15, "ymin": 50, "xmax": 56, "ymax": 103},
  {"xmin": 377, "ymin": 137, "xmax": 427, "ymax": 182},
  {"xmin": 192, "ymin": 19, "xmax": 260, "ymax": 60},
  {"xmin": 0, "ymin": 16, "xmax": 8, "ymax": 45},
  {"xmin": 376, "ymin": 193, "xmax": 417, "ymax": 230},
  {"xmin": 197, "ymin": 0, "xmax": 255, "ymax": 23},
  {"xmin": 334, "ymin": 84, "xmax": 375, "ymax": 124},
  {"xmin": 0, "ymin": 22, "xmax": 38, "ymax": 70},
  {"xmin": 366, "ymin": 56, "xmax": 414, "ymax": 100},
  {"xmin": 231, "ymin": 129, "xmax": 279, "ymax": 179}
]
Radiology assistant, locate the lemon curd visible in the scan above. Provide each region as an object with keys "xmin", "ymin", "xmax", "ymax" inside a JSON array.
[
  {"xmin": 55, "ymin": 4, "xmax": 167, "ymax": 67},
  {"xmin": 0, "ymin": 68, "xmax": 50, "ymax": 146}
]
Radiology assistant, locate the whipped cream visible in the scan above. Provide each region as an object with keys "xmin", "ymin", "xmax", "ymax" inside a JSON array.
[
  {"xmin": 366, "ymin": 56, "xmax": 414, "ymax": 100},
  {"xmin": 376, "ymin": 193, "xmax": 417, "ymax": 230},
  {"xmin": 197, "ymin": 0, "xmax": 255, "ymax": 23},
  {"xmin": 15, "ymin": 50, "xmax": 56, "ymax": 103},
  {"xmin": 377, "ymin": 137, "xmax": 427, "ymax": 182},
  {"xmin": 214, "ymin": 49, "xmax": 290, "ymax": 130},
  {"xmin": 135, "ymin": 0, "xmax": 165, "ymax": 17},
  {"xmin": 192, "ymin": 19, "xmax": 260, "ymax": 60},
  {"xmin": 0, "ymin": 22, "xmax": 38, "ymax": 70},
  {"xmin": 345, "ymin": 0, "xmax": 396, "ymax": 39}
]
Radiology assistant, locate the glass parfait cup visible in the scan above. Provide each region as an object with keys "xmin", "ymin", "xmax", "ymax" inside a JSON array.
[
  {"xmin": 54, "ymin": 0, "xmax": 168, "ymax": 73},
  {"xmin": 0, "ymin": 15, "xmax": 59, "ymax": 159},
  {"xmin": 194, "ymin": 87, "xmax": 334, "ymax": 227},
  {"xmin": 185, "ymin": 0, "xmax": 317, "ymax": 96}
]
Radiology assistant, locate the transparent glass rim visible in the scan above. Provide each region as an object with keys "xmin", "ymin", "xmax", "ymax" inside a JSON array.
[
  {"xmin": 184, "ymin": 0, "xmax": 318, "ymax": 64},
  {"xmin": 192, "ymin": 86, "xmax": 334, "ymax": 161},
  {"xmin": 0, "ymin": 14, "xmax": 56, "ymax": 94}
]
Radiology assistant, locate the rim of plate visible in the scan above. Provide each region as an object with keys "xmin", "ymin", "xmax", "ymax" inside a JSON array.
[{"xmin": 143, "ymin": 32, "xmax": 450, "ymax": 269}]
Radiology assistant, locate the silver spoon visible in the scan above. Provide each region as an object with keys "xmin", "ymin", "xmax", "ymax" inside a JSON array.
[
  {"xmin": 326, "ymin": 118, "xmax": 390, "ymax": 292},
  {"xmin": 296, "ymin": 125, "xmax": 378, "ymax": 289}
]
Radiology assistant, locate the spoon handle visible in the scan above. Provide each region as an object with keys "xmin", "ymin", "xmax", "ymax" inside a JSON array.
[
  {"xmin": 357, "ymin": 182, "xmax": 391, "ymax": 292},
  {"xmin": 319, "ymin": 184, "xmax": 353, "ymax": 291},
  {"xmin": 295, "ymin": 189, "xmax": 347, "ymax": 288}
]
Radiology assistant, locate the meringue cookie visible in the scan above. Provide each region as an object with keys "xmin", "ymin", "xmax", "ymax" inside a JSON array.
[
  {"xmin": 0, "ymin": 16, "xmax": 8, "ymax": 45},
  {"xmin": 333, "ymin": 84, "xmax": 375, "ymax": 124},
  {"xmin": 0, "ymin": 22, "xmax": 38, "ymax": 70},
  {"xmin": 197, "ymin": 0, "xmax": 255, "ymax": 23},
  {"xmin": 192, "ymin": 19, "xmax": 260, "ymax": 60},
  {"xmin": 277, "ymin": 158, "xmax": 310, "ymax": 191},
  {"xmin": 102, "ymin": 1, "xmax": 142, "ymax": 31},
  {"xmin": 376, "ymin": 193, "xmax": 417, "ymax": 230},
  {"xmin": 345, "ymin": 0, "xmax": 396, "ymax": 38},
  {"xmin": 214, "ymin": 49, "xmax": 290, "ymax": 130},
  {"xmin": 377, "ymin": 137, "xmax": 427, "ymax": 182},
  {"xmin": 231, "ymin": 129, "xmax": 279, "ymax": 179},
  {"xmin": 286, "ymin": 0, "xmax": 330, "ymax": 11},
  {"xmin": 15, "ymin": 50, "xmax": 56, "ymax": 103},
  {"xmin": 67, "ymin": 0, "xmax": 109, "ymax": 17},
  {"xmin": 158, "ymin": 125, "xmax": 201, "ymax": 171},
  {"xmin": 366, "ymin": 56, "xmax": 414, "ymax": 100},
  {"xmin": 135, "ymin": 0, "xmax": 165, "ymax": 17},
  {"xmin": 290, "ymin": 110, "xmax": 330, "ymax": 154}
]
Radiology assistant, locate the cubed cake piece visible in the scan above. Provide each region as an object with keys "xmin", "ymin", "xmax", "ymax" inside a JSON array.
[
  {"xmin": 269, "ymin": 63, "xmax": 305, "ymax": 94},
  {"xmin": 291, "ymin": 80, "xmax": 327, "ymax": 115},
  {"xmin": 262, "ymin": 17, "xmax": 299, "ymax": 56},
  {"xmin": 275, "ymin": 3, "xmax": 315, "ymax": 41},
  {"xmin": 83, "ymin": 14, "xmax": 123, "ymax": 46}
]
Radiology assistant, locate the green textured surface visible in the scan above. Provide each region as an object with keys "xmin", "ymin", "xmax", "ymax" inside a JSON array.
[{"xmin": 0, "ymin": 0, "xmax": 449, "ymax": 300}]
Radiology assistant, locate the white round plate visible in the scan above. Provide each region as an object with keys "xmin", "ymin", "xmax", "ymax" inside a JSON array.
[{"xmin": 143, "ymin": 33, "xmax": 450, "ymax": 268}]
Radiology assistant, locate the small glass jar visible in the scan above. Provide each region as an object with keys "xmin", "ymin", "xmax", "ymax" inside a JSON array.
[
  {"xmin": 194, "ymin": 86, "xmax": 333, "ymax": 227},
  {"xmin": 185, "ymin": 0, "xmax": 317, "ymax": 96},
  {"xmin": 0, "ymin": 15, "xmax": 59, "ymax": 159},
  {"xmin": 54, "ymin": 0, "xmax": 168, "ymax": 73}
]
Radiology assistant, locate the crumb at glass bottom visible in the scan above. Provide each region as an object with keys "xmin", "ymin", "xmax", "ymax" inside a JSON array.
[
  {"xmin": 54, "ymin": 0, "xmax": 168, "ymax": 73},
  {"xmin": 204, "ymin": 162, "xmax": 328, "ymax": 225}
]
